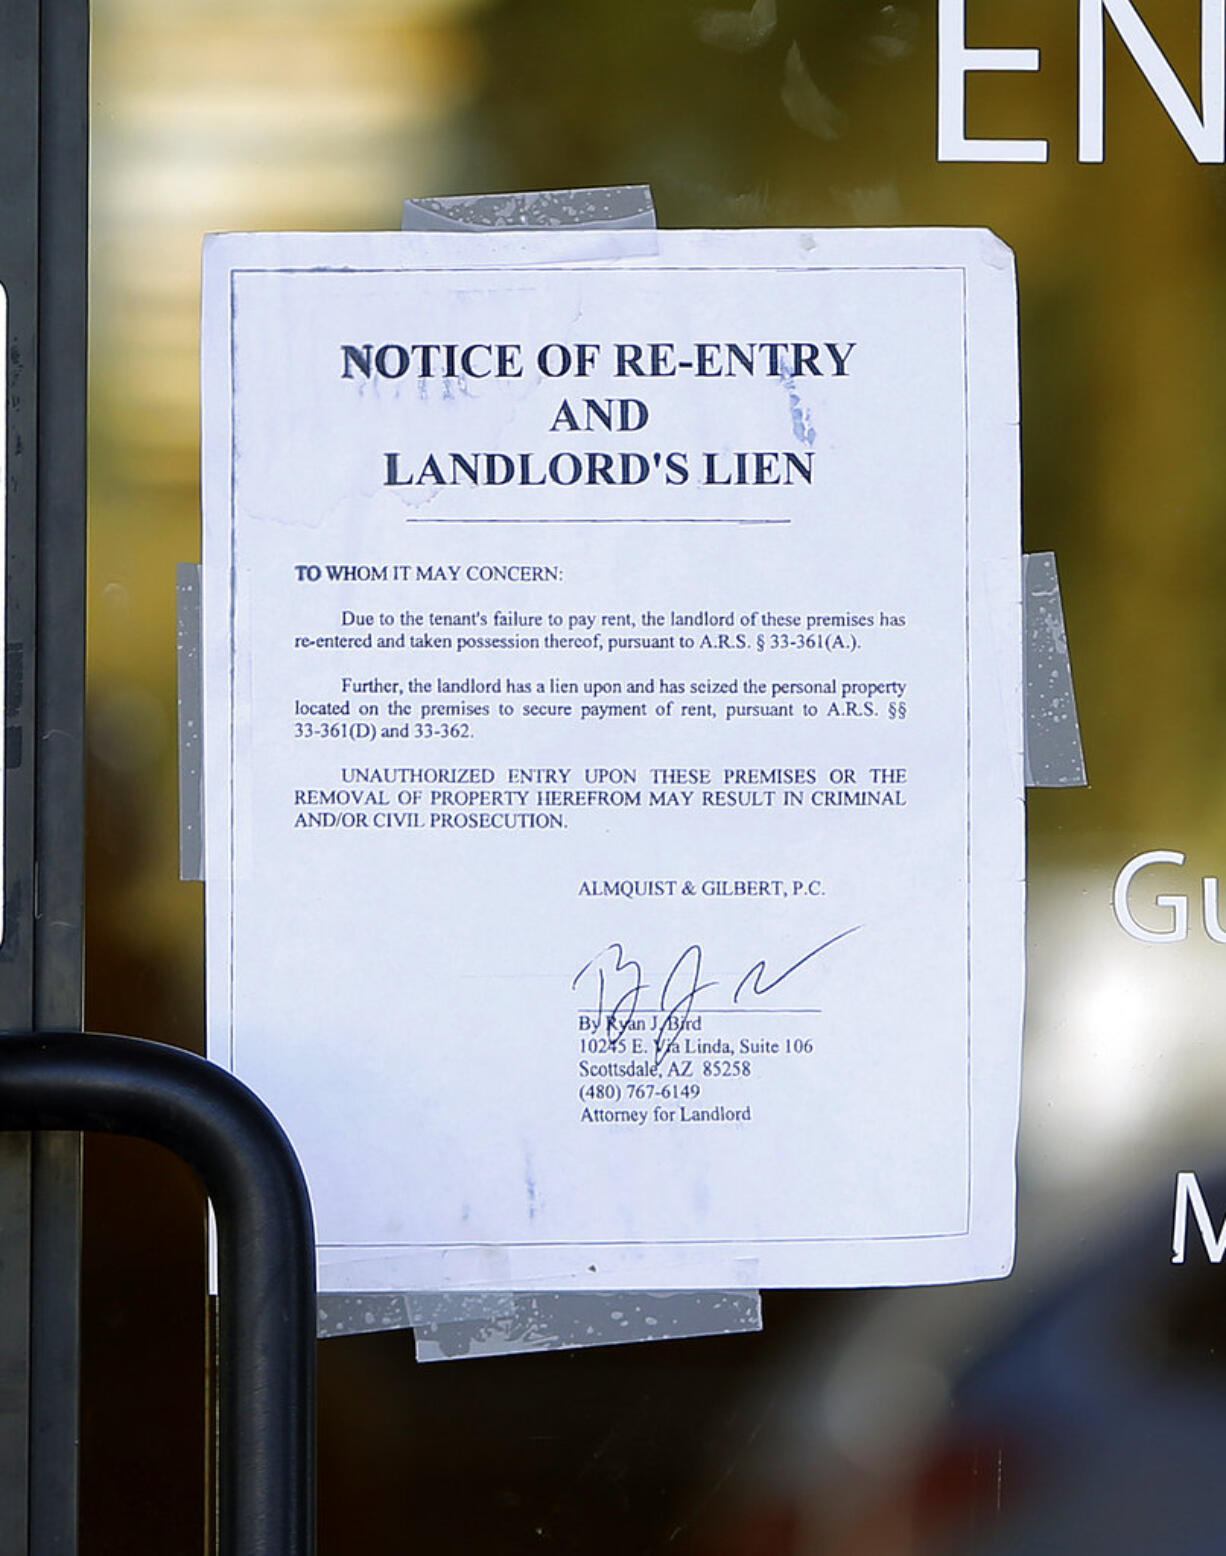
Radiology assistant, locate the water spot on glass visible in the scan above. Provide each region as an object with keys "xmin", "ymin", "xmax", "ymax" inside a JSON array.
[
  {"xmin": 781, "ymin": 43, "xmax": 846, "ymax": 141},
  {"xmin": 694, "ymin": 0, "xmax": 777, "ymax": 53}
]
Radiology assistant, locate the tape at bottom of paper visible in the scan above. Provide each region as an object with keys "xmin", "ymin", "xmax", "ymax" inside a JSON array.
[
  {"xmin": 412, "ymin": 1289, "xmax": 763, "ymax": 1363},
  {"xmin": 317, "ymin": 1290, "xmax": 515, "ymax": 1338}
]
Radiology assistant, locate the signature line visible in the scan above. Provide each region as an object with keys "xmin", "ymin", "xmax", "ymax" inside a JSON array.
[{"xmin": 576, "ymin": 1007, "xmax": 824, "ymax": 1015}]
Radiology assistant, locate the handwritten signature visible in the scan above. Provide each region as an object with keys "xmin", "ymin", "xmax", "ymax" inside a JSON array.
[{"xmin": 571, "ymin": 928, "xmax": 860, "ymax": 1053}]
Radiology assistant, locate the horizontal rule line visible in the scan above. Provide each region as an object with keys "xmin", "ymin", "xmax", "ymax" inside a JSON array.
[
  {"xmin": 402, "ymin": 516, "xmax": 792, "ymax": 525},
  {"xmin": 577, "ymin": 1008, "xmax": 823, "ymax": 1015}
]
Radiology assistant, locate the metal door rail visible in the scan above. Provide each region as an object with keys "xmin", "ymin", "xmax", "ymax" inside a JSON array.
[{"xmin": 0, "ymin": 1031, "xmax": 316, "ymax": 1556}]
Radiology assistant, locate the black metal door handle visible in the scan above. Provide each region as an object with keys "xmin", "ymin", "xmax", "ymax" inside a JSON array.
[{"xmin": 0, "ymin": 1031, "xmax": 316, "ymax": 1556}]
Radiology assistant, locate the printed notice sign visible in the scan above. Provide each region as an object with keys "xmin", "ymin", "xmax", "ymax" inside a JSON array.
[{"xmin": 201, "ymin": 228, "xmax": 1024, "ymax": 1292}]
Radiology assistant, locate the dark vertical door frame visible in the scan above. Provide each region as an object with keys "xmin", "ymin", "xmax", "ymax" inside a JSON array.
[
  {"xmin": 0, "ymin": 2, "xmax": 44, "ymax": 1541},
  {"xmin": 0, "ymin": 1, "xmax": 89, "ymax": 1552},
  {"xmin": 31, "ymin": 4, "xmax": 89, "ymax": 1552}
]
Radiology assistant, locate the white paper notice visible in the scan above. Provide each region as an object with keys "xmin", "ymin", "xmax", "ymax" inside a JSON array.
[{"xmin": 201, "ymin": 228, "xmax": 1024, "ymax": 1292}]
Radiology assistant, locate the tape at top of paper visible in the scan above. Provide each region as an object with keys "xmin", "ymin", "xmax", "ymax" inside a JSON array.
[{"xmin": 403, "ymin": 184, "xmax": 657, "ymax": 237}]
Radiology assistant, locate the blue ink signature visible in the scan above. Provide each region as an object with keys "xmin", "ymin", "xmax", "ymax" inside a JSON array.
[{"xmin": 571, "ymin": 928, "xmax": 860, "ymax": 1062}]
